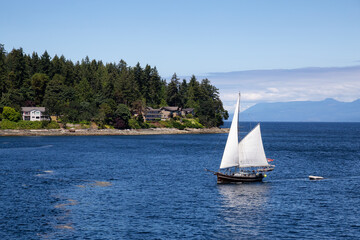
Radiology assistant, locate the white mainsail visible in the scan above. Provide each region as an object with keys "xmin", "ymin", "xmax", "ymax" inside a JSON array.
[
  {"xmin": 238, "ymin": 124, "xmax": 269, "ymax": 167},
  {"xmin": 219, "ymin": 94, "xmax": 240, "ymax": 169},
  {"xmin": 219, "ymin": 94, "xmax": 269, "ymax": 170}
]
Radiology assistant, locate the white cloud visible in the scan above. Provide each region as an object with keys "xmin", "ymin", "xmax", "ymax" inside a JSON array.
[
  {"xmin": 242, "ymin": 92, "xmax": 264, "ymax": 101},
  {"xmin": 203, "ymin": 66, "xmax": 360, "ymax": 113}
]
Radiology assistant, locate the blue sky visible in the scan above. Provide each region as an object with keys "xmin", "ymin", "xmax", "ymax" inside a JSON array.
[{"xmin": 1, "ymin": 0, "xmax": 360, "ymax": 111}]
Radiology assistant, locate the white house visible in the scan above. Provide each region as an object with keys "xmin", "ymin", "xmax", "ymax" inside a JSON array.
[{"xmin": 21, "ymin": 107, "xmax": 50, "ymax": 121}]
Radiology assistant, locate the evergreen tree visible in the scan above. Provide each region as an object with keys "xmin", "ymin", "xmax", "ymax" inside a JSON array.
[
  {"xmin": 166, "ymin": 73, "xmax": 181, "ymax": 106},
  {"xmin": 125, "ymin": 70, "xmax": 141, "ymax": 104},
  {"xmin": 0, "ymin": 44, "xmax": 227, "ymax": 128},
  {"xmin": 0, "ymin": 44, "xmax": 7, "ymax": 94},
  {"xmin": 30, "ymin": 52, "xmax": 40, "ymax": 75},
  {"xmin": 39, "ymin": 50, "xmax": 51, "ymax": 75},
  {"xmin": 31, "ymin": 73, "xmax": 50, "ymax": 105},
  {"xmin": 97, "ymin": 102, "xmax": 113, "ymax": 126},
  {"xmin": 50, "ymin": 55, "xmax": 62, "ymax": 78},
  {"xmin": 113, "ymin": 104, "xmax": 131, "ymax": 129},
  {"xmin": 148, "ymin": 67, "xmax": 164, "ymax": 107},
  {"xmin": 134, "ymin": 62, "xmax": 145, "ymax": 97},
  {"xmin": 185, "ymin": 75, "xmax": 200, "ymax": 109},
  {"xmin": 75, "ymin": 77, "xmax": 93, "ymax": 103},
  {"xmin": 19, "ymin": 78, "xmax": 35, "ymax": 107},
  {"xmin": 179, "ymin": 79, "xmax": 188, "ymax": 108},
  {"xmin": 142, "ymin": 64, "xmax": 152, "ymax": 102},
  {"xmin": 43, "ymin": 74, "xmax": 66, "ymax": 117},
  {"xmin": 96, "ymin": 60, "xmax": 108, "ymax": 97},
  {"xmin": 196, "ymin": 78, "xmax": 228, "ymax": 127},
  {"xmin": 117, "ymin": 59, "xmax": 127, "ymax": 72},
  {"xmin": 0, "ymin": 89, "xmax": 24, "ymax": 110},
  {"xmin": 62, "ymin": 56, "xmax": 75, "ymax": 86},
  {"xmin": 114, "ymin": 66, "xmax": 140, "ymax": 105},
  {"xmin": 24, "ymin": 54, "xmax": 33, "ymax": 81},
  {"xmin": 7, "ymin": 48, "xmax": 26, "ymax": 89},
  {"xmin": 89, "ymin": 59, "xmax": 100, "ymax": 92},
  {"xmin": 103, "ymin": 73, "xmax": 115, "ymax": 99}
]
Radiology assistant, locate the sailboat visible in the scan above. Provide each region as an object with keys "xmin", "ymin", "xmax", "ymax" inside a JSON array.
[{"xmin": 209, "ymin": 93, "xmax": 274, "ymax": 183}]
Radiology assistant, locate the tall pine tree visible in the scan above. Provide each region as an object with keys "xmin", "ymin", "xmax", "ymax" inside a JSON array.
[{"xmin": 166, "ymin": 73, "xmax": 181, "ymax": 106}]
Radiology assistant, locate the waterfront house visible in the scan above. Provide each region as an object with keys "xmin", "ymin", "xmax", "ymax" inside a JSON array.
[
  {"xmin": 181, "ymin": 108, "xmax": 194, "ymax": 116},
  {"xmin": 21, "ymin": 107, "xmax": 50, "ymax": 121},
  {"xmin": 144, "ymin": 107, "xmax": 163, "ymax": 121},
  {"xmin": 160, "ymin": 106, "xmax": 181, "ymax": 119},
  {"xmin": 144, "ymin": 106, "xmax": 194, "ymax": 121}
]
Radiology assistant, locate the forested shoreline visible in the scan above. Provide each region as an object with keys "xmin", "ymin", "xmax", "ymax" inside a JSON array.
[{"xmin": 0, "ymin": 44, "xmax": 228, "ymax": 129}]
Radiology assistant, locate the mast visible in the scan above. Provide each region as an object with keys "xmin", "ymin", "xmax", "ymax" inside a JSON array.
[
  {"xmin": 238, "ymin": 92, "xmax": 240, "ymax": 139},
  {"xmin": 237, "ymin": 92, "xmax": 241, "ymax": 172}
]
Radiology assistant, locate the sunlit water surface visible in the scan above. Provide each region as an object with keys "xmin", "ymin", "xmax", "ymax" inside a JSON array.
[{"xmin": 1, "ymin": 122, "xmax": 360, "ymax": 239}]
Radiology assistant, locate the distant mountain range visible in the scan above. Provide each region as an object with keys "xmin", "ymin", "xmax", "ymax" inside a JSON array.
[{"xmin": 237, "ymin": 98, "xmax": 360, "ymax": 122}]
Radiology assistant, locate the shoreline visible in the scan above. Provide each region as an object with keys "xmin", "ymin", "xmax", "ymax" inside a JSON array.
[{"xmin": 0, "ymin": 128, "xmax": 229, "ymax": 137}]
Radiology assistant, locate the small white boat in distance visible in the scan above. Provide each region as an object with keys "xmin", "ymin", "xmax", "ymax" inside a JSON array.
[{"xmin": 309, "ymin": 175, "xmax": 324, "ymax": 180}]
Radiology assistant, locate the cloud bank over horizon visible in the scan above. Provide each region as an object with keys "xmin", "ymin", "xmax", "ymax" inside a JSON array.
[{"xmin": 202, "ymin": 65, "xmax": 360, "ymax": 113}]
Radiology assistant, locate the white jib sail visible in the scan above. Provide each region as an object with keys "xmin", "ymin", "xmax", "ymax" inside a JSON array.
[
  {"xmin": 220, "ymin": 95, "xmax": 240, "ymax": 169},
  {"xmin": 238, "ymin": 124, "xmax": 269, "ymax": 167}
]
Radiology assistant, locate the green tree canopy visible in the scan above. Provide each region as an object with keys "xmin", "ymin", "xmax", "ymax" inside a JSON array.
[
  {"xmin": 43, "ymin": 74, "xmax": 66, "ymax": 117},
  {"xmin": 0, "ymin": 44, "xmax": 7, "ymax": 94},
  {"xmin": 31, "ymin": 73, "xmax": 50, "ymax": 105},
  {"xmin": 166, "ymin": 73, "xmax": 181, "ymax": 107},
  {"xmin": 0, "ymin": 44, "xmax": 227, "ymax": 128},
  {"xmin": 39, "ymin": 50, "xmax": 51, "ymax": 75},
  {"xmin": 114, "ymin": 104, "xmax": 131, "ymax": 129},
  {"xmin": 2, "ymin": 106, "xmax": 21, "ymax": 122}
]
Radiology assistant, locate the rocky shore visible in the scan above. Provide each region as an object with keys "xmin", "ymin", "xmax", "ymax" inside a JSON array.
[{"xmin": 0, "ymin": 127, "xmax": 229, "ymax": 137}]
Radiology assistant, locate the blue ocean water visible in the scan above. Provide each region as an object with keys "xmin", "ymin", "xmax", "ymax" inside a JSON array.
[{"xmin": 1, "ymin": 122, "xmax": 360, "ymax": 239}]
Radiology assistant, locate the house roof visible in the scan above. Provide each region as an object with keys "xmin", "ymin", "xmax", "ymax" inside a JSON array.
[
  {"xmin": 161, "ymin": 106, "xmax": 179, "ymax": 111},
  {"xmin": 146, "ymin": 107, "xmax": 161, "ymax": 112},
  {"xmin": 182, "ymin": 108, "xmax": 194, "ymax": 112},
  {"xmin": 21, "ymin": 107, "xmax": 46, "ymax": 112}
]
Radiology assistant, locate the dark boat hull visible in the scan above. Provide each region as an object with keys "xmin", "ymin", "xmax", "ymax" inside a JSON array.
[{"xmin": 216, "ymin": 172, "xmax": 264, "ymax": 184}]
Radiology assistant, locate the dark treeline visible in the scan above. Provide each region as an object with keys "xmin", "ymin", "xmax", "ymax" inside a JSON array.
[{"xmin": 0, "ymin": 44, "xmax": 228, "ymax": 128}]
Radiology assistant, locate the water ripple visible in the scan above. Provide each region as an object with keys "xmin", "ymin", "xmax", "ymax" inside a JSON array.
[{"xmin": 0, "ymin": 123, "xmax": 359, "ymax": 239}]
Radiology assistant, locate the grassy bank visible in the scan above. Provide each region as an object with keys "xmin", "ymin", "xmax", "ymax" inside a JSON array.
[
  {"xmin": 129, "ymin": 118, "xmax": 204, "ymax": 130},
  {"xmin": 0, "ymin": 117, "xmax": 203, "ymax": 131},
  {"xmin": 0, "ymin": 120, "xmax": 60, "ymax": 130}
]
